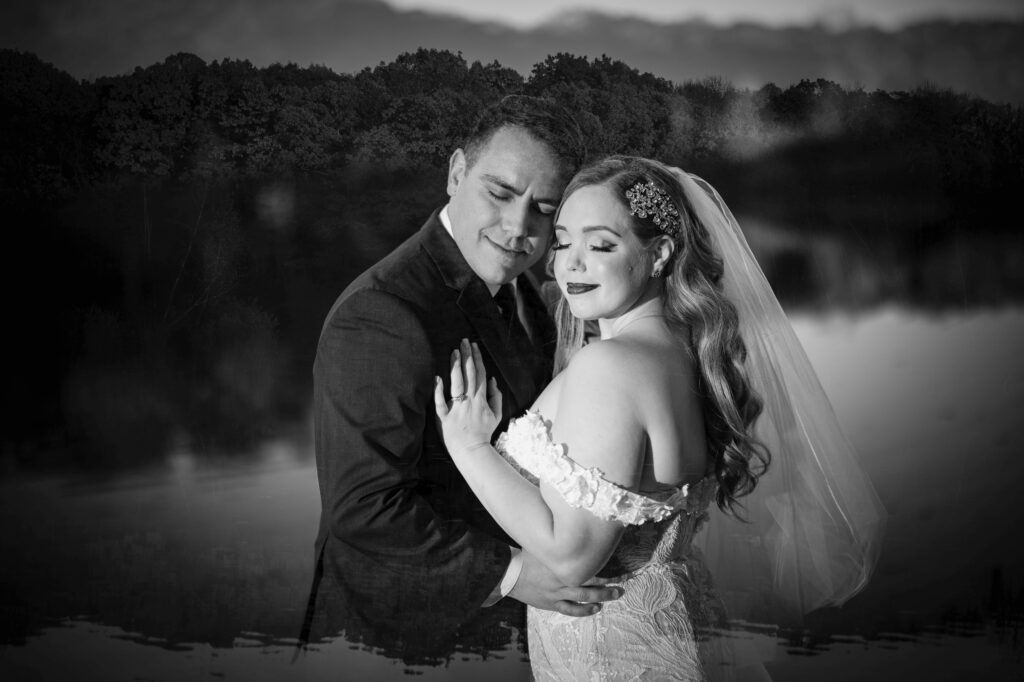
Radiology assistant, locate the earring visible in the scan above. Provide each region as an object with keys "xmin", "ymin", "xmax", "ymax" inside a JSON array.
[{"xmin": 652, "ymin": 267, "xmax": 663, "ymax": 278}]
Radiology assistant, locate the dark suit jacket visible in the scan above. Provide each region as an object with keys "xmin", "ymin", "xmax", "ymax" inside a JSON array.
[{"xmin": 302, "ymin": 210, "xmax": 556, "ymax": 662}]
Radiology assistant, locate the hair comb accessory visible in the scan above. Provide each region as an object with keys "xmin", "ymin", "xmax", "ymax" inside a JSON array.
[{"xmin": 626, "ymin": 180, "xmax": 681, "ymax": 237}]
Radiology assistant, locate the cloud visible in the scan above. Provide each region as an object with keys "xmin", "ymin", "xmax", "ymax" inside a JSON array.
[
  {"xmin": 3, "ymin": 0, "xmax": 1022, "ymax": 104},
  {"xmin": 1, "ymin": 0, "xmax": 393, "ymax": 77}
]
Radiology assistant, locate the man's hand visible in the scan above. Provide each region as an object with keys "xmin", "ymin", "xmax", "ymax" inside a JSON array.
[{"xmin": 507, "ymin": 551, "xmax": 622, "ymax": 616}]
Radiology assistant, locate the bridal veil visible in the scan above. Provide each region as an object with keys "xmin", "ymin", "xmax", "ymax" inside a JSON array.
[{"xmin": 674, "ymin": 169, "xmax": 887, "ymax": 625}]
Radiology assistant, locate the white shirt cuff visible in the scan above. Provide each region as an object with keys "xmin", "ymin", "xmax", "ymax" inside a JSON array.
[
  {"xmin": 483, "ymin": 546, "xmax": 523, "ymax": 607},
  {"xmin": 500, "ymin": 546, "xmax": 524, "ymax": 597}
]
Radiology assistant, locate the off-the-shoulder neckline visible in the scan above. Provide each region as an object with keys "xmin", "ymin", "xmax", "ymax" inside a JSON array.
[{"xmin": 520, "ymin": 409, "xmax": 715, "ymax": 502}]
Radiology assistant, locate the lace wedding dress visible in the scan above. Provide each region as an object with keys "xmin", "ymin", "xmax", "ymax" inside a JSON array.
[
  {"xmin": 496, "ymin": 411, "xmax": 737, "ymax": 682},
  {"xmin": 481, "ymin": 168, "xmax": 886, "ymax": 680}
]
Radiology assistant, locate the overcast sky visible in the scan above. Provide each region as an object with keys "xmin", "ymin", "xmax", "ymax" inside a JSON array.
[
  {"xmin": 2, "ymin": 0, "xmax": 1022, "ymax": 83},
  {"xmin": 387, "ymin": 0, "xmax": 1024, "ymax": 28}
]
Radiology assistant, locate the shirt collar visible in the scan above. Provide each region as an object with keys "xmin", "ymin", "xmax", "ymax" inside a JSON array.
[{"xmin": 439, "ymin": 204, "xmax": 455, "ymax": 239}]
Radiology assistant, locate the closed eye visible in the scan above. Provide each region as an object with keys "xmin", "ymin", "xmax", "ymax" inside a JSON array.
[{"xmin": 551, "ymin": 241, "xmax": 616, "ymax": 252}]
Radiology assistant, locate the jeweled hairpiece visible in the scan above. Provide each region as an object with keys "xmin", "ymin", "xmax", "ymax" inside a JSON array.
[{"xmin": 625, "ymin": 181, "xmax": 681, "ymax": 237}]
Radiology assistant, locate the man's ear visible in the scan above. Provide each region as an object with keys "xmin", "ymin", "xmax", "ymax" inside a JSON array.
[{"xmin": 447, "ymin": 149, "xmax": 466, "ymax": 198}]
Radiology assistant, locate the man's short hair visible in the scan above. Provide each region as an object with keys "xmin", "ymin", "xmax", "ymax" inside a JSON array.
[{"xmin": 462, "ymin": 95, "xmax": 587, "ymax": 181}]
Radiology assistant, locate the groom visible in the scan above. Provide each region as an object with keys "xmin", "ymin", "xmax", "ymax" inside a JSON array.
[{"xmin": 301, "ymin": 95, "xmax": 620, "ymax": 656}]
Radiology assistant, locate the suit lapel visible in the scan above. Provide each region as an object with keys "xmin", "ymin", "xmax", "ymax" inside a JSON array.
[
  {"xmin": 518, "ymin": 271, "xmax": 558, "ymax": 354},
  {"xmin": 421, "ymin": 214, "xmax": 544, "ymax": 412},
  {"xmin": 456, "ymin": 282, "xmax": 539, "ymax": 413}
]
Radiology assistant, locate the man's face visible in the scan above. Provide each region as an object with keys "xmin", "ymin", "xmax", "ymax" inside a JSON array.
[{"xmin": 446, "ymin": 126, "xmax": 565, "ymax": 290}]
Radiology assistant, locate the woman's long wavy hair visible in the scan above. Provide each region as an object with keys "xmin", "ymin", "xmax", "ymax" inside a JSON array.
[{"xmin": 550, "ymin": 155, "xmax": 770, "ymax": 514}]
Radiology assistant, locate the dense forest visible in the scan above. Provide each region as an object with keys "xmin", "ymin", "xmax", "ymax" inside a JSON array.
[{"xmin": 2, "ymin": 47, "xmax": 1022, "ymax": 467}]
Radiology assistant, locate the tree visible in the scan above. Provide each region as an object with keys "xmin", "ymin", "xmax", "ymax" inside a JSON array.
[
  {"xmin": 0, "ymin": 49, "xmax": 95, "ymax": 198},
  {"xmin": 93, "ymin": 53, "xmax": 208, "ymax": 176},
  {"xmin": 525, "ymin": 54, "xmax": 674, "ymax": 157},
  {"xmin": 670, "ymin": 76, "xmax": 742, "ymax": 159},
  {"xmin": 349, "ymin": 49, "xmax": 522, "ymax": 169}
]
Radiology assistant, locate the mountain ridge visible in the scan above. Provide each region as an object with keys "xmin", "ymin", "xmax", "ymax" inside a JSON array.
[{"xmin": 1, "ymin": 1, "xmax": 1021, "ymax": 103}]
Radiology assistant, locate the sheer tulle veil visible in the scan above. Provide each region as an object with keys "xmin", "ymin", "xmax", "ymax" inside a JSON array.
[{"xmin": 673, "ymin": 169, "xmax": 887, "ymax": 625}]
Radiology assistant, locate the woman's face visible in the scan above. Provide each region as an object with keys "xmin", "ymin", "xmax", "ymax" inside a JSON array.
[{"xmin": 553, "ymin": 184, "xmax": 655, "ymax": 321}]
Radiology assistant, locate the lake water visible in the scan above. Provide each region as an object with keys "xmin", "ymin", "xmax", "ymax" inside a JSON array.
[{"xmin": 2, "ymin": 308, "xmax": 1023, "ymax": 681}]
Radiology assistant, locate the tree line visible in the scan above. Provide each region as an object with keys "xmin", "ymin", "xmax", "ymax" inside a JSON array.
[
  {"xmin": 6, "ymin": 47, "xmax": 1021, "ymax": 194},
  {"xmin": 1, "ymin": 47, "xmax": 1021, "ymax": 466}
]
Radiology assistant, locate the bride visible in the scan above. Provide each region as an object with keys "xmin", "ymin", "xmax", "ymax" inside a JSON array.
[{"xmin": 434, "ymin": 156, "xmax": 885, "ymax": 680}]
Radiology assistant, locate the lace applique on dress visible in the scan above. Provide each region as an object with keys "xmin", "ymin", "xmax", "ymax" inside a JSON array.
[
  {"xmin": 495, "ymin": 410, "xmax": 699, "ymax": 525},
  {"xmin": 495, "ymin": 411, "xmax": 744, "ymax": 681}
]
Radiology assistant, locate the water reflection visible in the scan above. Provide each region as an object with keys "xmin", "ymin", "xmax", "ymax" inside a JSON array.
[
  {"xmin": 2, "ymin": 308, "xmax": 1024, "ymax": 680},
  {"xmin": 303, "ymin": 533, "xmax": 526, "ymax": 667},
  {"xmin": 743, "ymin": 220, "xmax": 1024, "ymax": 310},
  {"xmin": 0, "ymin": 449, "xmax": 317, "ymax": 650}
]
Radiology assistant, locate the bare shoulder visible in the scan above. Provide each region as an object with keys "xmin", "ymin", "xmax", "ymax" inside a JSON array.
[
  {"xmin": 556, "ymin": 334, "xmax": 702, "ymax": 487},
  {"xmin": 551, "ymin": 340, "xmax": 649, "ymax": 484},
  {"xmin": 564, "ymin": 337, "xmax": 668, "ymax": 394},
  {"xmin": 567, "ymin": 338, "xmax": 637, "ymax": 373}
]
